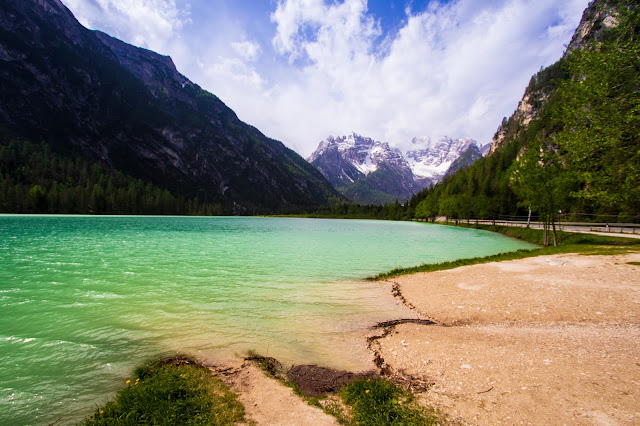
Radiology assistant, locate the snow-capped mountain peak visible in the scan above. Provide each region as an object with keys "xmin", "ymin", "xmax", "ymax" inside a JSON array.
[
  {"xmin": 405, "ymin": 136, "xmax": 480, "ymax": 181},
  {"xmin": 308, "ymin": 133, "xmax": 408, "ymax": 177},
  {"xmin": 307, "ymin": 133, "xmax": 485, "ymax": 204}
]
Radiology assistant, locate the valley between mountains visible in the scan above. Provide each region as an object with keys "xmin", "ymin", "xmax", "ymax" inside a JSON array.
[{"xmin": 1, "ymin": 0, "xmax": 640, "ymax": 425}]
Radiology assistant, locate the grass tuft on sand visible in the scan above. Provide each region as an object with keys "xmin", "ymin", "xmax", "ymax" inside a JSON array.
[
  {"xmin": 245, "ymin": 353, "xmax": 443, "ymax": 425},
  {"xmin": 341, "ymin": 378, "xmax": 441, "ymax": 425},
  {"xmin": 84, "ymin": 356, "xmax": 245, "ymax": 425}
]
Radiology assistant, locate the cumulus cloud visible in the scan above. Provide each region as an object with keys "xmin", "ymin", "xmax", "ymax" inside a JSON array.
[
  {"xmin": 271, "ymin": 0, "xmax": 380, "ymax": 61},
  {"xmin": 61, "ymin": 0, "xmax": 590, "ymax": 157},
  {"xmin": 63, "ymin": 0, "xmax": 190, "ymax": 52},
  {"xmin": 255, "ymin": 0, "xmax": 590, "ymax": 155}
]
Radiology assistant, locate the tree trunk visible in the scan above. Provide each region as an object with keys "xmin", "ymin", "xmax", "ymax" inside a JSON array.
[
  {"xmin": 543, "ymin": 216, "xmax": 549, "ymax": 247},
  {"xmin": 552, "ymin": 211, "xmax": 558, "ymax": 247}
]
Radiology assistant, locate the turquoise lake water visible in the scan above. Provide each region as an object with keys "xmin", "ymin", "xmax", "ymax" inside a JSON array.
[{"xmin": 0, "ymin": 215, "xmax": 535, "ymax": 424}]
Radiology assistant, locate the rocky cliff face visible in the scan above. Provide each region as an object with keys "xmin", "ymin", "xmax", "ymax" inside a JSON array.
[
  {"xmin": 489, "ymin": 0, "xmax": 619, "ymax": 154},
  {"xmin": 308, "ymin": 133, "xmax": 421, "ymax": 204},
  {"xmin": 565, "ymin": 1, "xmax": 619, "ymax": 55},
  {"xmin": 0, "ymin": 0, "xmax": 341, "ymax": 213},
  {"xmin": 308, "ymin": 133, "xmax": 485, "ymax": 204}
]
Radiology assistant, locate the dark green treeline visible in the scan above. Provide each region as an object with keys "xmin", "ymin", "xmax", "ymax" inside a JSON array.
[{"xmin": 0, "ymin": 139, "xmax": 224, "ymax": 215}]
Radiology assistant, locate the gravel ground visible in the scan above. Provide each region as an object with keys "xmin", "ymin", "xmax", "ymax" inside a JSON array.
[{"xmin": 373, "ymin": 252, "xmax": 640, "ymax": 425}]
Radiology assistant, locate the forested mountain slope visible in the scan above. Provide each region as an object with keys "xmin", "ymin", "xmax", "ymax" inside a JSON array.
[
  {"xmin": 410, "ymin": 0, "xmax": 639, "ymax": 227},
  {"xmin": 0, "ymin": 0, "xmax": 342, "ymax": 214}
]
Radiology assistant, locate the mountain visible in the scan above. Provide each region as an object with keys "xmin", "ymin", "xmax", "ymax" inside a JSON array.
[
  {"xmin": 405, "ymin": 137, "xmax": 485, "ymax": 184},
  {"xmin": 444, "ymin": 143, "xmax": 484, "ymax": 177},
  {"xmin": 410, "ymin": 0, "xmax": 639, "ymax": 226},
  {"xmin": 489, "ymin": 0, "xmax": 620, "ymax": 155},
  {"xmin": 308, "ymin": 133, "xmax": 421, "ymax": 204},
  {"xmin": 0, "ymin": 0, "xmax": 342, "ymax": 214},
  {"xmin": 307, "ymin": 133, "xmax": 485, "ymax": 204}
]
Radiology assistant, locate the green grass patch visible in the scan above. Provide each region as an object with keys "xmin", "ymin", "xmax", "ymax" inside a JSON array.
[
  {"xmin": 371, "ymin": 223, "xmax": 640, "ymax": 280},
  {"xmin": 341, "ymin": 378, "xmax": 441, "ymax": 425},
  {"xmin": 84, "ymin": 357, "xmax": 245, "ymax": 425},
  {"xmin": 628, "ymin": 261, "xmax": 640, "ymax": 266},
  {"xmin": 372, "ymin": 249, "xmax": 536, "ymax": 280},
  {"xmin": 245, "ymin": 353, "xmax": 444, "ymax": 425}
]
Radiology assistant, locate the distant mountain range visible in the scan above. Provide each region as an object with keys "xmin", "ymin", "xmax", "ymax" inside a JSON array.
[
  {"xmin": 0, "ymin": 0, "xmax": 342, "ymax": 214},
  {"xmin": 308, "ymin": 133, "xmax": 487, "ymax": 204}
]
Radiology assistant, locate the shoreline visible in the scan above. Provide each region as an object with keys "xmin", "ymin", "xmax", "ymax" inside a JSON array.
[
  {"xmin": 83, "ymin": 247, "xmax": 640, "ymax": 425},
  {"xmin": 370, "ymin": 251, "xmax": 640, "ymax": 425},
  {"xmin": 201, "ymin": 230, "xmax": 640, "ymax": 424}
]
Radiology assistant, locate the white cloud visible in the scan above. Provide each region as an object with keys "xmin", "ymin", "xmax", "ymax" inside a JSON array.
[
  {"xmin": 206, "ymin": 57, "xmax": 264, "ymax": 89},
  {"xmin": 61, "ymin": 0, "xmax": 590, "ymax": 157},
  {"xmin": 231, "ymin": 40, "xmax": 262, "ymax": 62},
  {"xmin": 271, "ymin": 0, "xmax": 380, "ymax": 62},
  {"xmin": 250, "ymin": 0, "xmax": 590, "ymax": 155},
  {"xmin": 63, "ymin": 0, "xmax": 190, "ymax": 52}
]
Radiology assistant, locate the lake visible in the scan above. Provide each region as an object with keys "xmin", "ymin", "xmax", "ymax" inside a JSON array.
[{"xmin": 0, "ymin": 215, "xmax": 535, "ymax": 424}]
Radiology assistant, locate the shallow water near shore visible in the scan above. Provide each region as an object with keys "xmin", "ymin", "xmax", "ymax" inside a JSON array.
[{"xmin": 0, "ymin": 215, "xmax": 534, "ymax": 424}]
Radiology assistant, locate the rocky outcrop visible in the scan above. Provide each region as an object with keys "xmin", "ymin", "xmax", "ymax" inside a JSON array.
[
  {"xmin": 490, "ymin": 0, "xmax": 620, "ymax": 154},
  {"xmin": 565, "ymin": 1, "xmax": 619, "ymax": 55}
]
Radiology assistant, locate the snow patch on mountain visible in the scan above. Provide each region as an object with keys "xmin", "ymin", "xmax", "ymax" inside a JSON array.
[
  {"xmin": 405, "ymin": 136, "xmax": 482, "ymax": 182},
  {"xmin": 308, "ymin": 133, "xmax": 410, "ymax": 177},
  {"xmin": 308, "ymin": 132, "xmax": 487, "ymax": 204}
]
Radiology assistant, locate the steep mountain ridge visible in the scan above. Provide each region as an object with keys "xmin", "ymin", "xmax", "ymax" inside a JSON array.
[
  {"xmin": 0, "ymin": 0, "xmax": 341, "ymax": 214},
  {"xmin": 490, "ymin": 0, "xmax": 620, "ymax": 154},
  {"xmin": 444, "ymin": 144, "xmax": 484, "ymax": 177},
  {"xmin": 405, "ymin": 136, "xmax": 483, "ymax": 183}
]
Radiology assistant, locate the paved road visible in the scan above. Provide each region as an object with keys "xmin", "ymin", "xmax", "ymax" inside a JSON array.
[
  {"xmin": 560, "ymin": 229, "xmax": 640, "ymax": 240},
  {"xmin": 474, "ymin": 220, "xmax": 640, "ymax": 240}
]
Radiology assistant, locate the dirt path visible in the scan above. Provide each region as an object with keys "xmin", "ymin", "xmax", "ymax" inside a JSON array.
[
  {"xmin": 374, "ymin": 252, "xmax": 640, "ymax": 425},
  {"xmin": 208, "ymin": 359, "xmax": 339, "ymax": 426}
]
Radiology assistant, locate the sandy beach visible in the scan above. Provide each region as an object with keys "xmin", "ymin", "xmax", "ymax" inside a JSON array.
[
  {"xmin": 371, "ymin": 252, "xmax": 640, "ymax": 425},
  {"xmin": 206, "ymin": 251, "xmax": 639, "ymax": 425}
]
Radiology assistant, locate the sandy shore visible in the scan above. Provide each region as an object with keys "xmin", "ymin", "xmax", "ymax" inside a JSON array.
[
  {"xmin": 372, "ymin": 252, "xmax": 640, "ymax": 425},
  {"xmin": 204, "ymin": 251, "xmax": 639, "ymax": 425}
]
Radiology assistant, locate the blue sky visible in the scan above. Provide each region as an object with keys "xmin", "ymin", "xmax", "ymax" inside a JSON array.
[{"xmin": 61, "ymin": 0, "xmax": 590, "ymax": 156}]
